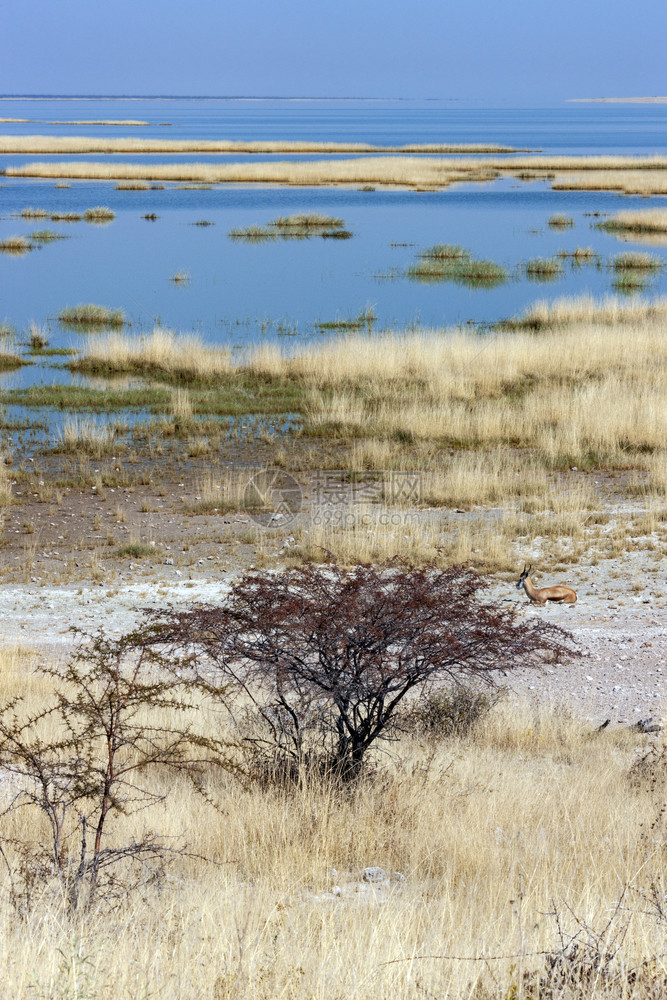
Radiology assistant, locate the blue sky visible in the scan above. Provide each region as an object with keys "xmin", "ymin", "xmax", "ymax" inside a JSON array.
[{"xmin": 2, "ymin": 0, "xmax": 666, "ymax": 102}]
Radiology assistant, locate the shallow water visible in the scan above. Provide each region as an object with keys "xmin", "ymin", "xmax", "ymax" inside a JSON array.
[
  {"xmin": 3, "ymin": 97, "xmax": 667, "ymax": 154},
  {"xmin": 1, "ymin": 99, "xmax": 667, "ymax": 406},
  {"xmin": 2, "ymin": 179, "xmax": 666, "ymax": 362}
]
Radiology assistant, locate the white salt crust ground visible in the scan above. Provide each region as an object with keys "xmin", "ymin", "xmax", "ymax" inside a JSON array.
[{"xmin": 0, "ymin": 551, "xmax": 664, "ymax": 728}]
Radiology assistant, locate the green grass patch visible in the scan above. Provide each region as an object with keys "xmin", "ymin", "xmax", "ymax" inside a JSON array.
[
  {"xmin": 4, "ymin": 374, "xmax": 306, "ymax": 416},
  {"xmin": 27, "ymin": 346, "xmax": 77, "ymax": 357},
  {"xmin": 316, "ymin": 307, "xmax": 376, "ymax": 331},
  {"xmin": 612, "ymin": 272, "xmax": 653, "ymax": 294},
  {"xmin": 116, "ymin": 543, "xmax": 156, "ymax": 559},
  {"xmin": 58, "ymin": 304, "xmax": 126, "ymax": 329},
  {"xmin": 0, "ymin": 385, "xmax": 172, "ymax": 412},
  {"xmin": 407, "ymin": 251, "xmax": 507, "ymax": 287}
]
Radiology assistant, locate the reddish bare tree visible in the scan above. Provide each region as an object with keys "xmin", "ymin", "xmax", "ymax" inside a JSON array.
[{"xmin": 150, "ymin": 563, "xmax": 579, "ymax": 781}]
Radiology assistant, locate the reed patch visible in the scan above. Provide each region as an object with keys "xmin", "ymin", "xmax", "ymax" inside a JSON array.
[{"xmin": 229, "ymin": 213, "xmax": 351, "ymax": 241}]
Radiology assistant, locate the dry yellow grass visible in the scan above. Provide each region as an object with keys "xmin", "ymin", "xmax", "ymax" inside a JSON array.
[
  {"xmin": 75, "ymin": 328, "xmax": 232, "ymax": 380},
  {"xmin": 8, "ymin": 153, "xmax": 667, "ymax": 189},
  {"xmin": 62, "ymin": 302, "xmax": 666, "ymax": 575},
  {"xmin": 75, "ymin": 310, "xmax": 667, "ymax": 470},
  {"xmin": 0, "ymin": 135, "xmax": 521, "ymax": 154},
  {"xmin": 189, "ymin": 467, "xmax": 260, "ymax": 512},
  {"xmin": 645, "ymin": 450, "xmax": 667, "ymax": 493},
  {"xmin": 510, "ymin": 293, "xmax": 667, "ymax": 328},
  {"xmin": 305, "ymin": 369, "xmax": 665, "ymax": 462},
  {"xmin": 55, "ymin": 416, "xmax": 117, "ymax": 456},
  {"xmin": 170, "ymin": 386, "xmax": 193, "ymax": 420},
  {"xmin": 51, "ymin": 119, "xmax": 150, "ymax": 126},
  {"xmin": 598, "ymin": 208, "xmax": 667, "ymax": 232},
  {"xmin": 0, "ymin": 641, "xmax": 663, "ymax": 999},
  {"xmin": 553, "ymin": 171, "xmax": 667, "ymax": 195},
  {"xmin": 0, "ymin": 460, "xmax": 11, "ymax": 507}
]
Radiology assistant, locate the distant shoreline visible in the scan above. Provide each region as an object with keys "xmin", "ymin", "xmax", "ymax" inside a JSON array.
[
  {"xmin": 569, "ymin": 97, "xmax": 667, "ymax": 104},
  {"xmin": 0, "ymin": 95, "xmax": 405, "ymax": 103}
]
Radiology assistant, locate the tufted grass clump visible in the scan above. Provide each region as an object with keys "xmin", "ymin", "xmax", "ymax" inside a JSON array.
[
  {"xmin": 18, "ymin": 207, "xmax": 48, "ymax": 219},
  {"xmin": 228, "ymin": 224, "xmax": 277, "ymax": 243},
  {"xmin": 83, "ymin": 206, "xmax": 115, "ymax": 223},
  {"xmin": 0, "ymin": 235, "xmax": 32, "ymax": 254},
  {"xmin": 316, "ymin": 306, "xmax": 376, "ymax": 331},
  {"xmin": 229, "ymin": 213, "xmax": 351, "ymax": 242},
  {"xmin": 418, "ymin": 243, "xmax": 471, "ymax": 260},
  {"xmin": 116, "ymin": 542, "xmax": 156, "ymax": 559},
  {"xmin": 29, "ymin": 229, "xmax": 68, "ymax": 243},
  {"xmin": 28, "ymin": 324, "xmax": 48, "ymax": 350},
  {"xmin": 49, "ymin": 212, "xmax": 82, "ymax": 222},
  {"xmin": 557, "ymin": 246, "xmax": 597, "ymax": 260},
  {"xmin": 597, "ymin": 208, "xmax": 667, "ymax": 234},
  {"xmin": 548, "ymin": 213, "xmax": 574, "ymax": 228},
  {"xmin": 525, "ymin": 256, "xmax": 564, "ymax": 280},
  {"xmin": 58, "ymin": 304, "xmax": 126, "ymax": 329},
  {"xmin": 272, "ymin": 213, "xmax": 344, "ymax": 230},
  {"xmin": 612, "ymin": 251, "xmax": 664, "ymax": 271},
  {"xmin": 612, "ymin": 271, "xmax": 653, "ymax": 295},
  {"xmin": 55, "ymin": 416, "xmax": 117, "ymax": 456},
  {"xmin": 0, "ymin": 342, "xmax": 24, "ymax": 369}
]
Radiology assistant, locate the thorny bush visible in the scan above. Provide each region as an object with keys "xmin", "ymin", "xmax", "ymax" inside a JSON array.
[{"xmin": 0, "ymin": 629, "xmax": 236, "ymax": 914}]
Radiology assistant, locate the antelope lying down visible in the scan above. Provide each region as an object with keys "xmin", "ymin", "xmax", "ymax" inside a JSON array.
[{"xmin": 517, "ymin": 564, "xmax": 577, "ymax": 605}]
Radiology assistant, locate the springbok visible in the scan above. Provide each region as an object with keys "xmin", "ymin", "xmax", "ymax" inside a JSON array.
[{"xmin": 516, "ymin": 564, "xmax": 577, "ymax": 605}]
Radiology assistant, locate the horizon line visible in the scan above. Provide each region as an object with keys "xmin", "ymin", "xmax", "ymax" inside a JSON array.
[{"xmin": 0, "ymin": 94, "xmax": 435, "ymax": 102}]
